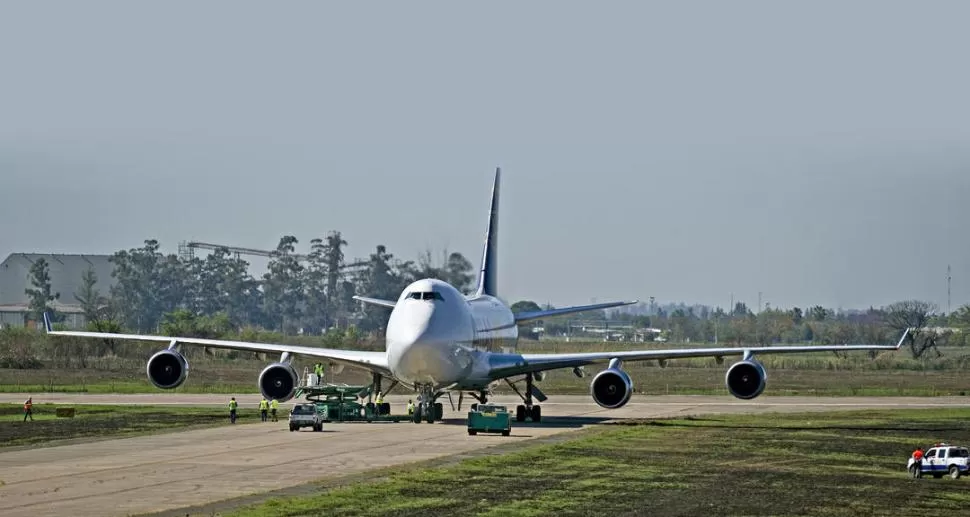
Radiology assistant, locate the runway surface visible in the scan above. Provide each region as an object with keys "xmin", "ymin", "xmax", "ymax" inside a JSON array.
[{"xmin": 0, "ymin": 393, "xmax": 966, "ymax": 517}]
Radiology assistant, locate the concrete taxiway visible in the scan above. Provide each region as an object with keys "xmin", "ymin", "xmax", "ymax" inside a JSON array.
[{"xmin": 0, "ymin": 394, "xmax": 966, "ymax": 517}]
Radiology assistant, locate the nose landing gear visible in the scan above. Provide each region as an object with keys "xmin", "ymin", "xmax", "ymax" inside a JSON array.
[{"xmin": 411, "ymin": 385, "xmax": 444, "ymax": 423}]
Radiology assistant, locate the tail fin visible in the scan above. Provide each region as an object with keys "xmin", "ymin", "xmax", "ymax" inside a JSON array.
[{"xmin": 475, "ymin": 167, "xmax": 500, "ymax": 297}]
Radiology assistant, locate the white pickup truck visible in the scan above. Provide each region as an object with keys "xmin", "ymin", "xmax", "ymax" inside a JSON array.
[
  {"xmin": 288, "ymin": 403, "xmax": 323, "ymax": 432},
  {"xmin": 908, "ymin": 444, "xmax": 970, "ymax": 479}
]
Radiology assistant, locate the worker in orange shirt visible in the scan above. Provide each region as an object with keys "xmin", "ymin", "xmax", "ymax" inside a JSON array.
[
  {"xmin": 23, "ymin": 397, "xmax": 33, "ymax": 422},
  {"xmin": 910, "ymin": 447, "xmax": 924, "ymax": 478}
]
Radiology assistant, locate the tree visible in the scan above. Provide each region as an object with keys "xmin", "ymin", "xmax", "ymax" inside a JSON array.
[
  {"xmin": 262, "ymin": 236, "xmax": 306, "ymax": 334},
  {"xmin": 883, "ymin": 300, "xmax": 939, "ymax": 359},
  {"xmin": 510, "ymin": 300, "xmax": 542, "ymax": 314},
  {"xmin": 808, "ymin": 305, "xmax": 829, "ymax": 322},
  {"xmin": 73, "ymin": 267, "xmax": 117, "ymax": 332},
  {"xmin": 355, "ymin": 245, "xmax": 414, "ymax": 332},
  {"xmin": 304, "ymin": 238, "xmax": 330, "ymax": 334},
  {"xmin": 109, "ymin": 240, "xmax": 165, "ymax": 331},
  {"xmin": 25, "ymin": 258, "xmax": 59, "ymax": 323}
]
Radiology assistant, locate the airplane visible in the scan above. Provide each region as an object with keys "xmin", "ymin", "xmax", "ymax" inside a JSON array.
[{"xmin": 43, "ymin": 168, "xmax": 908, "ymax": 424}]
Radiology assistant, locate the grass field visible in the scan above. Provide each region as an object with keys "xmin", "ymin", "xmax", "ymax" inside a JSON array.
[
  {"xmin": 220, "ymin": 408, "xmax": 970, "ymax": 517},
  {"xmin": 0, "ymin": 403, "xmax": 244, "ymax": 448}
]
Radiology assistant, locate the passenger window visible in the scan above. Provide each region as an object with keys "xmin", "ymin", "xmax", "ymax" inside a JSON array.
[{"xmin": 926, "ymin": 450, "xmax": 937, "ymax": 458}]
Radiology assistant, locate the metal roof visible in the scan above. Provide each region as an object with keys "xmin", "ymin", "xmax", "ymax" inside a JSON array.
[{"xmin": 0, "ymin": 253, "xmax": 116, "ymax": 306}]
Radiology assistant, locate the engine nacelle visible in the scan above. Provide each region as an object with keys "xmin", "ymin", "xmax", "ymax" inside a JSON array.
[
  {"xmin": 590, "ymin": 368, "xmax": 634, "ymax": 409},
  {"xmin": 259, "ymin": 362, "xmax": 299, "ymax": 402},
  {"xmin": 725, "ymin": 359, "xmax": 767, "ymax": 400},
  {"xmin": 146, "ymin": 349, "xmax": 189, "ymax": 389}
]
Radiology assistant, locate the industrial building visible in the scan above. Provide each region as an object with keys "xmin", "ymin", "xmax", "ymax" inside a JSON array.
[{"xmin": 0, "ymin": 253, "xmax": 116, "ymax": 329}]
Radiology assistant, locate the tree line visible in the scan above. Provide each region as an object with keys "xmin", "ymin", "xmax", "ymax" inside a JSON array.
[
  {"xmin": 22, "ymin": 235, "xmax": 969, "ymax": 360},
  {"xmin": 29, "ymin": 234, "xmax": 474, "ymax": 336}
]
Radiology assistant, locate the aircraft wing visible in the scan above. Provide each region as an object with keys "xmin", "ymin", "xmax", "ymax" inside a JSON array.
[
  {"xmin": 43, "ymin": 313, "xmax": 391, "ymax": 376},
  {"xmin": 514, "ymin": 300, "xmax": 639, "ymax": 323},
  {"xmin": 352, "ymin": 295, "xmax": 397, "ymax": 309},
  {"xmin": 488, "ymin": 329, "xmax": 909, "ymax": 378}
]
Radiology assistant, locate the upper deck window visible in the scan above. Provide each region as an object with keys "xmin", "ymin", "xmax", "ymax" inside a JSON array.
[{"xmin": 407, "ymin": 291, "xmax": 444, "ymax": 301}]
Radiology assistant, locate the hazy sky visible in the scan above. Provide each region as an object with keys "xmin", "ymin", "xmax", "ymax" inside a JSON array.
[{"xmin": 2, "ymin": 1, "xmax": 968, "ymax": 311}]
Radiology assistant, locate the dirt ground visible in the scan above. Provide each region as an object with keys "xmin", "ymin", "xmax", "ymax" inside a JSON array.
[{"xmin": 1, "ymin": 394, "xmax": 967, "ymax": 517}]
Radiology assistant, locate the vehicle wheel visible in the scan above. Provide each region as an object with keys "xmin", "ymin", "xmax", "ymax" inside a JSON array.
[
  {"xmin": 425, "ymin": 403, "xmax": 434, "ymax": 423},
  {"xmin": 412, "ymin": 405, "xmax": 423, "ymax": 424},
  {"xmin": 950, "ymin": 465, "xmax": 961, "ymax": 479},
  {"xmin": 289, "ymin": 426, "xmax": 296, "ymax": 432},
  {"xmin": 516, "ymin": 405, "xmax": 525, "ymax": 422},
  {"xmin": 382, "ymin": 402, "xmax": 391, "ymax": 415},
  {"xmin": 531, "ymin": 405, "xmax": 541, "ymax": 423},
  {"xmin": 314, "ymin": 424, "xmax": 322, "ymax": 432},
  {"xmin": 502, "ymin": 430, "xmax": 510, "ymax": 436},
  {"xmin": 434, "ymin": 402, "xmax": 444, "ymax": 421},
  {"xmin": 468, "ymin": 430, "xmax": 477, "ymax": 436}
]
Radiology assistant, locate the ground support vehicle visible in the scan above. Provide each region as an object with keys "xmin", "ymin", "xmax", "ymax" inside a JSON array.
[
  {"xmin": 467, "ymin": 404, "xmax": 511, "ymax": 436},
  {"xmin": 288, "ymin": 403, "xmax": 324, "ymax": 432},
  {"xmin": 294, "ymin": 383, "xmax": 405, "ymax": 423},
  {"xmin": 908, "ymin": 444, "xmax": 970, "ymax": 479}
]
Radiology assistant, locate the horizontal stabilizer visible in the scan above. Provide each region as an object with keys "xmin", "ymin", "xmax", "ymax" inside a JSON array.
[
  {"xmin": 352, "ymin": 295, "xmax": 397, "ymax": 309},
  {"xmin": 514, "ymin": 300, "xmax": 639, "ymax": 323}
]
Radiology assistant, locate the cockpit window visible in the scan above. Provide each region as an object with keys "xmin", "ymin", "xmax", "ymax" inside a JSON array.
[{"xmin": 407, "ymin": 291, "xmax": 443, "ymax": 301}]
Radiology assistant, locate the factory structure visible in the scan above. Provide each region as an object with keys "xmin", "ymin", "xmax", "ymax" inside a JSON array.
[{"xmin": 0, "ymin": 253, "xmax": 116, "ymax": 329}]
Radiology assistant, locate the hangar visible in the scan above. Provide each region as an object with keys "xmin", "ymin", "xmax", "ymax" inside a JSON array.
[{"xmin": 0, "ymin": 253, "xmax": 115, "ymax": 329}]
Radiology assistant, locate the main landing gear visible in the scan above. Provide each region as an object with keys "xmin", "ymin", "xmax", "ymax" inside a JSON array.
[
  {"xmin": 506, "ymin": 372, "xmax": 543, "ymax": 423},
  {"xmin": 411, "ymin": 385, "xmax": 443, "ymax": 424}
]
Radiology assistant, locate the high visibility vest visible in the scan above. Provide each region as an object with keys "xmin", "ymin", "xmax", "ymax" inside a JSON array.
[
  {"xmin": 229, "ymin": 400, "xmax": 238, "ymax": 410},
  {"xmin": 259, "ymin": 400, "xmax": 268, "ymax": 410},
  {"xmin": 315, "ymin": 364, "xmax": 324, "ymax": 375},
  {"xmin": 407, "ymin": 402, "xmax": 414, "ymax": 414},
  {"xmin": 271, "ymin": 400, "xmax": 279, "ymax": 409}
]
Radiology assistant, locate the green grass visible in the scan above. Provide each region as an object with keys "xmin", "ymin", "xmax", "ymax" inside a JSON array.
[
  {"xmin": 0, "ymin": 403, "xmax": 248, "ymax": 448},
  {"xmin": 221, "ymin": 408, "xmax": 970, "ymax": 517}
]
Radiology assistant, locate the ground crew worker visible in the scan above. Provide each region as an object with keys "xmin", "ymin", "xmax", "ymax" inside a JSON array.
[
  {"xmin": 259, "ymin": 398, "xmax": 269, "ymax": 422},
  {"xmin": 911, "ymin": 447, "xmax": 924, "ymax": 478},
  {"xmin": 314, "ymin": 363, "xmax": 325, "ymax": 384},
  {"xmin": 228, "ymin": 397, "xmax": 238, "ymax": 424},
  {"xmin": 406, "ymin": 399, "xmax": 415, "ymax": 415},
  {"xmin": 270, "ymin": 399, "xmax": 279, "ymax": 422},
  {"xmin": 375, "ymin": 391, "xmax": 384, "ymax": 415},
  {"xmin": 23, "ymin": 397, "xmax": 33, "ymax": 422}
]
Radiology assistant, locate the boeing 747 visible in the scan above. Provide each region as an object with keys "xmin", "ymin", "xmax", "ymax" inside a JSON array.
[{"xmin": 44, "ymin": 168, "xmax": 907, "ymax": 424}]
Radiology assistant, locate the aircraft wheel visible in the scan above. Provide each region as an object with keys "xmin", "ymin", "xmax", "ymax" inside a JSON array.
[
  {"xmin": 412, "ymin": 405, "xmax": 423, "ymax": 423},
  {"xmin": 531, "ymin": 405, "xmax": 541, "ymax": 423},
  {"xmin": 434, "ymin": 402, "xmax": 444, "ymax": 421},
  {"xmin": 515, "ymin": 405, "xmax": 526, "ymax": 422}
]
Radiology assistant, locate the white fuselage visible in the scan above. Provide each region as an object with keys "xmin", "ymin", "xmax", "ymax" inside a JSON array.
[{"xmin": 384, "ymin": 278, "xmax": 518, "ymax": 390}]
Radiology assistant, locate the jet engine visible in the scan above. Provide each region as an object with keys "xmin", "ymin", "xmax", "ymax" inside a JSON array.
[
  {"xmin": 590, "ymin": 367, "xmax": 634, "ymax": 409},
  {"xmin": 725, "ymin": 359, "xmax": 767, "ymax": 400},
  {"xmin": 258, "ymin": 362, "xmax": 299, "ymax": 402},
  {"xmin": 146, "ymin": 349, "xmax": 189, "ymax": 389}
]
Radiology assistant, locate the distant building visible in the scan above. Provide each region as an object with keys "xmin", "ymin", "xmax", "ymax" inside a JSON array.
[{"xmin": 0, "ymin": 253, "xmax": 116, "ymax": 329}]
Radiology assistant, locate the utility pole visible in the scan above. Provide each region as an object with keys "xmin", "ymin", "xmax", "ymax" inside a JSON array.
[{"xmin": 947, "ymin": 264, "xmax": 952, "ymax": 316}]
